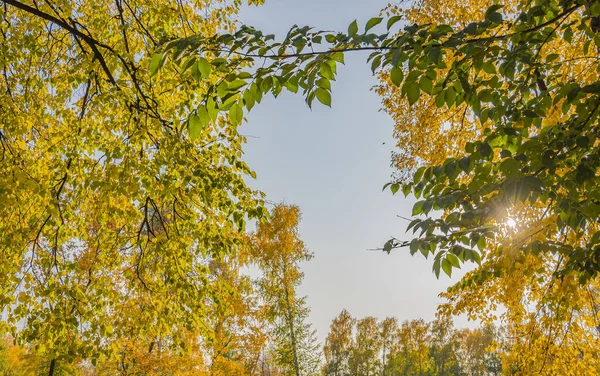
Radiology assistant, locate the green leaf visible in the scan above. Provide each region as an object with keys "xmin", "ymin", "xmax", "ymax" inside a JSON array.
[
  {"xmin": 482, "ymin": 61, "xmax": 496, "ymax": 74},
  {"xmin": 387, "ymin": 15, "xmax": 402, "ymax": 30},
  {"xmin": 412, "ymin": 200, "xmax": 425, "ymax": 216},
  {"xmin": 348, "ymin": 20, "xmax": 358, "ymax": 36},
  {"xmin": 383, "ymin": 239, "xmax": 394, "ymax": 254},
  {"xmin": 458, "ymin": 156, "xmax": 471, "ymax": 172},
  {"xmin": 478, "ymin": 89, "xmax": 493, "ymax": 102},
  {"xmin": 485, "ymin": 4, "xmax": 504, "ymax": 15},
  {"xmin": 316, "ymin": 78, "xmax": 331, "ymax": 90},
  {"xmin": 149, "ymin": 53, "xmax": 164, "ymax": 76},
  {"xmin": 180, "ymin": 57, "xmax": 196, "ymax": 73},
  {"xmin": 315, "ymin": 88, "xmax": 331, "ymax": 107},
  {"xmin": 465, "ymin": 142, "xmax": 475, "ymax": 153},
  {"xmin": 237, "ymin": 72, "xmax": 253, "ymax": 79},
  {"xmin": 445, "ymin": 161, "xmax": 458, "ymax": 180},
  {"xmin": 446, "ymin": 253, "xmax": 460, "ymax": 268},
  {"xmin": 500, "ymin": 158, "xmax": 520, "ymax": 177},
  {"xmin": 197, "ymin": 57, "xmax": 212, "ymax": 78},
  {"xmin": 441, "ymin": 258, "xmax": 452, "ymax": 276},
  {"xmin": 365, "ymin": 17, "xmax": 383, "ymax": 32},
  {"xmin": 320, "ymin": 63, "xmax": 335, "ymax": 80},
  {"xmin": 472, "ymin": 251, "xmax": 481, "ymax": 265},
  {"xmin": 371, "ymin": 55, "xmax": 383, "ymax": 73},
  {"xmin": 207, "ymin": 97, "xmax": 218, "ymax": 121},
  {"xmin": 391, "ymin": 183, "xmax": 400, "ymax": 195},
  {"xmin": 197, "ymin": 106, "xmax": 210, "ymax": 127},
  {"xmin": 487, "ymin": 11, "xmax": 503, "ymax": 24},
  {"xmin": 228, "ymin": 79, "xmax": 247, "ymax": 91},
  {"xmin": 390, "ymin": 67, "xmax": 404, "ymax": 87},
  {"xmin": 477, "ymin": 236, "xmax": 486, "ymax": 251},
  {"xmin": 435, "ymin": 92, "xmax": 445, "ymax": 108},
  {"xmin": 331, "ymin": 52, "xmax": 345, "ymax": 64},
  {"xmin": 433, "ymin": 259, "xmax": 441, "ymax": 279},
  {"xmin": 407, "ymin": 82, "xmax": 420, "ymax": 105},
  {"xmin": 243, "ymin": 90, "xmax": 256, "ymax": 111},
  {"xmin": 422, "ymin": 200, "xmax": 433, "ymax": 214},
  {"xmin": 188, "ymin": 114, "xmax": 202, "ymax": 140},
  {"xmin": 410, "ymin": 239, "xmax": 419, "ymax": 255},
  {"xmin": 414, "ymin": 166, "xmax": 426, "ymax": 183},
  {"xmin": 479, "ymin": 143, "xmax": 492, "ymax": 158},
  {"xmin": 445, "ymin": 87, "xmax": 456, "ymax": 107},
  {"xmin": 464, "ymin": 22, "xmax": 478, "ymax": 35},
  {"xmin": 428, "ymin": 47, "xmax": 441, "ymax": 65},
  {"xmin": 229, "ymin": 104, "xmax": 243, "ymax": 125},
  {"xmin": 419, "ymin": 76, "xmax": 433, "ymax": 94}
]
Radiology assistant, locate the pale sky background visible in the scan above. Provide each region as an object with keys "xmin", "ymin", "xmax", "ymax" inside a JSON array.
[{"xmin": 237, "ymin": 0, "xmax": 473, "ymax": 343}]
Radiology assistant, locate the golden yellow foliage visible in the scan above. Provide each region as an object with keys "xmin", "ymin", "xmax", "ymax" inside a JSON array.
[
  {"xmin": 0, "ymin": 0, "xmax": 265, "ymax": 368},
  {"xmin": 375, "ymin": 0, "xmax": 600, "ymax": 374}
]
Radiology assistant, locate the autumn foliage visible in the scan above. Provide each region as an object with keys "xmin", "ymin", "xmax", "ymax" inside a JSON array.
[{"xmin": 2, "ymin": 0, "xmax": 600, "ymax": 374}]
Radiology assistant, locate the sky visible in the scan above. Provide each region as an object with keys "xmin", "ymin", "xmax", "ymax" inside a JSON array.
[{"xmin": 236, "ymin": 0, "xmax": 474, "ymax": 342}]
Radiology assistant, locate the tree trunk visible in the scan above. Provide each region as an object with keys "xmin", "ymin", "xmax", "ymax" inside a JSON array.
[
  {"xmin": 284, "ymin": 286, "xmax": 301, "ymax": 376},
  {"xmin": 281, "ymin": 260, "xmax": 301, "ymax": 376},
  {"xmin": 381, "ymin": 343, "xmax": 386, "ymax": 376},
  {"xmin": 48, "ymin": 359, "xmax": 56, "ymax": 376}
]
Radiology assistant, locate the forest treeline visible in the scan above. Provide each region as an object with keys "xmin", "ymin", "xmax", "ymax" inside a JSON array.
[{"xmin": 322, "ymin": 312, "xmax": 503, "ymax": 376}]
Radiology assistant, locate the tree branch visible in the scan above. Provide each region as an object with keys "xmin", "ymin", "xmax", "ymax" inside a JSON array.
[{"xmin": 2, "ymin": 0, "xmax": 117, "ymax": 85}]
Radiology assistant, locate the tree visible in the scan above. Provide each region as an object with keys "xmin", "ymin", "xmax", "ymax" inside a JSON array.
[
  {"xmin": 204, "ymin": 252, "xmax": 269, "ymax": 376},
  {"xmin": 0, "ymin": 0, "xmax": 266, "ymax": 371},
  {"xmin": 429, "ymin": 318, "xmax": 462, "ymax": 376},
  {"xmin": 374, "ymin": 0, "xmax": 517, "ymax": 182},
  {"xmin": 377, "ymin": 0, "xmax": 600, "ymax": 373},
  {"xmin": 348, "ymin": 317, "xmax": 381, "ymax": 376},
  {"xmin": 395, "ymin": 319, "xmax": 433, "ymax": 376},
  {"xmin": 455, "ymin": 327, "xmax": 492, "ymax": 376},
  {"xmin": 252, "ymin": 204, "xmax": 320, "ymax": 376},
  {"xmin": 323, "ymin": 309, "xmax": 354, "ymax": 376},
  {"xmin": 379, "ymin": 317, "xmax": 399, "ymax": 376}
]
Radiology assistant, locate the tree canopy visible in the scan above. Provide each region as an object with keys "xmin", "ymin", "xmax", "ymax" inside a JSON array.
[
  {"xmin": 3, "ymin": 0, "xmax": 600, "ymax": 373},
  {"xmin": 0, "ymin": 0, "xmax": 265, "ymax": 368}
]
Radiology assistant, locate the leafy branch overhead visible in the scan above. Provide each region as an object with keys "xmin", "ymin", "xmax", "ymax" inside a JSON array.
[{"xmin": 156, "ymin": 0, "xmax": 600, "ymax": 280}]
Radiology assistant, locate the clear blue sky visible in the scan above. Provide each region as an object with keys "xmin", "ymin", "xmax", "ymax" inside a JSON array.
[{"xmin": 237, "ymin": 0, "xmax": 473, "ymax": 342}]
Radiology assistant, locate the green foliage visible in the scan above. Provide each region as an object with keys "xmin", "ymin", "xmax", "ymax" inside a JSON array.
[{"xmin": 157, "ymin": 0, "xmax": 600, "ymax": 282}]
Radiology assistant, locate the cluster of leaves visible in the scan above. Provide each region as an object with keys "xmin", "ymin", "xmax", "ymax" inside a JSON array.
[
  {"xmin": 157, "ymin": 0, "xmax": 600, "ymax": 282},
  {"xmin": 383, "ymin": 0, "xmax": 600, "ymax": 282}
]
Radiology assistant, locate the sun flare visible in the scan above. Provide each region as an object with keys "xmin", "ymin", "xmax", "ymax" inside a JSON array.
[{"xmin": 506, "ymin": 218, "xmax": 517, "ymax": 229}]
